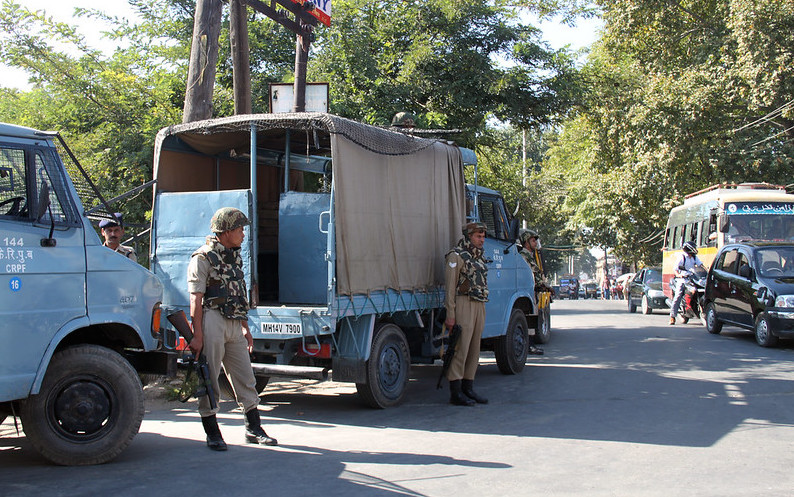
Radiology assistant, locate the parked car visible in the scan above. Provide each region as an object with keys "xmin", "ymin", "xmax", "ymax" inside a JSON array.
[
  {"xmin": 703, "ymin": 242, "xmax": 794, "ymax": 347},
  {"xmin": 628, "ymin": 267, "xmax": 667, "ymax": 314}
]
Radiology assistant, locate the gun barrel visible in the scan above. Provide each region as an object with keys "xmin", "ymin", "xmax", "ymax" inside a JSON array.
[{"xmin": 167, "ymin": 310, "xmax": 194, "ymax": 342}]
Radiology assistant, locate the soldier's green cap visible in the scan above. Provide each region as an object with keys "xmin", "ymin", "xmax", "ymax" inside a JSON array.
[
  {"xmin": 462, "ymin": 222, "xmax": 487, "ymax": 237},
  {"xmin": 519, "ymin": 229, "xmax": 539, "ymax": 245},
  {"xmin": 210, "ymin": 207, "xmax": 249, "ymax": 234}
]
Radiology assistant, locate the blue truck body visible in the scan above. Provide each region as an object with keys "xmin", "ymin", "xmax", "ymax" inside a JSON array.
[
  {"xmin": 151, "ymin": 113, "xmax": 542, "ymax": 407},
  {"xmin": 0, "ymin": 122, "xmax": 175, "ymax": 464}
]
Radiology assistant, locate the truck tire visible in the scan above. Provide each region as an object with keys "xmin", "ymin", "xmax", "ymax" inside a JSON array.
[
  {"xmin": 20, "ymin": 344, "xmax": 144, "ymax": 466},
  {"xmin": 218, "ymin": 371, "xmax": 270, "ymax": 400},
  {"xmin": 495, "ymin": 309, "xmax": 529, "ymax": 375},
  {"xmin": 534, "ymin": 305, "xmax": 551, "ymax": 344},
  {"xmin": 356, "ymin": 323, "xmax": 410, "ymax": 409}
]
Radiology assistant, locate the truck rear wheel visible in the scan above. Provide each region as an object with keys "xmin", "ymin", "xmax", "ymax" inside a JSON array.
[
  {"xmin": 20, "ymin": 344, "xmax": 144, "ymax": 466},
  {"xmin": 356, "ymin": 323, "xmax": 410, "ymax": 408},
  {"xmin": 535, "ymin": 305, "xmax": 551, "ymax": 344},
  {"xmin": 495, "ymin": 309, "xmax": 529, "ymax": 375}
]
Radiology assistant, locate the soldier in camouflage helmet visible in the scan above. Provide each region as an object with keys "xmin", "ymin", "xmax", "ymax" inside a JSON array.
[
  {"xmin": 519, "ymin": 229, "xmax": 551, "ymax": 355},
  {"xmin": 187, "ymin": 207, "xmax": 277, "ymax": 451},
  {"xmin": 443, "ymin": 221, "xmax": 489, "ymax": 406},
  {"xmin": 391, "ymin": 111, "xmax": 416, "ymax": 128}
]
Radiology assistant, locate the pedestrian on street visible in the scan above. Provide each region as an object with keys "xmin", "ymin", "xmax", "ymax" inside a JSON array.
[
  {"xmin": 187, "ymin": 207, "xmax": 277, "ymax": 451},
  {"xmin": 444, "ymin": 222, "xmax": 490, "ymax": 406}
]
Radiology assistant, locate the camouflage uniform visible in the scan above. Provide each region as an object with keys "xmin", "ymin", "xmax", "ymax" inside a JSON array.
[
  {"xmin": 519, "ymin": 230, "xmax": 546, "ymax": 290},
  {"xmin": 187, "ymin": 207, "xmax": 276, "ymax": 450},
  {"xmin": 444, "ymin": 223, "xmax": 488, "ymax": 384}
]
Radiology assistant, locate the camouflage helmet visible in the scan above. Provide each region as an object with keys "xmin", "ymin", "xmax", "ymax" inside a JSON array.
[
  {"xmin": 519, "ymin": 229, "xmax": 539, "ymax": 245},
  {"xmin": 391, "ymin": 112, "xmax": 416, "ymax": 128},
  {"xmin": 210, "ymin": 207, "xmax": 249, "ymax": 234},
  {"xmin": 462, "ymin": 222, "xmax": 487, "ymax": 237}
]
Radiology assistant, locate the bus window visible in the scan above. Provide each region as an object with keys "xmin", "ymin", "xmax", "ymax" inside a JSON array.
[{"xmin": 671, "ymin": 226, "xmax": 680, "ymax": 249}]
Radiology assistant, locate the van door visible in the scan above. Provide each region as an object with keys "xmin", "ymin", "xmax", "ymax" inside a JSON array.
[
  {"xmin": 0, "ymin": 143, "xmax": 87, "ymax": 401},
  {"xmin": 152, "ymin": 190, "xmax": 252, "ymax": 309},
  {"xmin": 476, "ymin": 193, "xmax": 520, "ymax": 339}
]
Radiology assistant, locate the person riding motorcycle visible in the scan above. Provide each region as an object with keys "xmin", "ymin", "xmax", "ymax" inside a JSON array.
[{"xmin": 669, "ymin": 241, "xmax": 704, "ymax": 325}]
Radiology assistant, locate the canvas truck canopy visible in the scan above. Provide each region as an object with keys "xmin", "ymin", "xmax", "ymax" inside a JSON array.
[{"xmin": 152, "ymin": 113, "xmax": 466, "ymax": 298}]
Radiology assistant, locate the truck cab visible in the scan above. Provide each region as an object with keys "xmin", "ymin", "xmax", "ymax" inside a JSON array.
[{"xmin": 0, "ymin": 123, "xmax": 174, "ymax": 465}]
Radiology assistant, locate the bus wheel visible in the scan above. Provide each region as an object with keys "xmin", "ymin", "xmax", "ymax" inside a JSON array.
[
  {"xmin": 356, "ymin": 323, "xmax": 410, "ymax": 408},
  {"xmin": 495, "ymin": 309, "xmax": 529, "ymax": 375}
]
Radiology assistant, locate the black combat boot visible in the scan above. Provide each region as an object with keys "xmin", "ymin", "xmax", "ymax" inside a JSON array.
[
  {"xmin": 449, "ymin": 380, "xmax": 475, "ymax": 406},
  {"xmin": 244, "ymin": 408, "xmax": 278, "ymax": 446},
  {"xmin": 461, "ymin": 379, "xmax": 488, "ymax": 404},
  {"xmin": 201, "ymin": 414, "xmax": 227, "ymax": 451}
]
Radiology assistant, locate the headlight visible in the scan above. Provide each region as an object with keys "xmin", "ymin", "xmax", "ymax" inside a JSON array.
[
  {"xmin": 775, "ymin": 295, "xmax": 794, "ymax": 308},
  {"xmin": 648, "ymin": 290, "xmax": 665, "ymax": 299}
]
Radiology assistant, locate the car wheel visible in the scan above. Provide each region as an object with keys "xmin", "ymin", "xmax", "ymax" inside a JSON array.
[
  {"xmin": 705, "ymin": 302, "xmax": 722, "ymax": 335},
  {"xmin": 754, "ymin": 313, "xmax": 779, "ymax": 348},
  {"xmin": 641, "ymin": 295, "xmax": 653, "ymax": 315},
  {"xmin": 628, "ymin": 296, "xmax": 637, "ymax": 313}
]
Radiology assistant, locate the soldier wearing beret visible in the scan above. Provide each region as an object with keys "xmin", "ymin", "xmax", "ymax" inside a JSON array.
[
  {"xmin": 186, "ymin": 207, "xmax": 277, "ymax": 451},
  {"xmin": 443, "ymin": 221, "xmax": 489, "ymax": 406},
  {"xmin": 99, "ymin": 213, "xmax": 137, "ymax": 261}
]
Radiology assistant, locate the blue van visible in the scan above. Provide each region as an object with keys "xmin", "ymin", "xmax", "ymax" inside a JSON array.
[{"xmin": 0, "ymin": 123, "xmax": 175, "ymax": 465}]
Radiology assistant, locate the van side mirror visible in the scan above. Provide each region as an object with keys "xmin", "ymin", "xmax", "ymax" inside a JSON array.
[
  {"xmin": 718, "ymin": 213, "xmax": 730, "ymax": 233},
  {"xmin": 508, "ymin": 218, "xmax": 519, "ymax": 241}
]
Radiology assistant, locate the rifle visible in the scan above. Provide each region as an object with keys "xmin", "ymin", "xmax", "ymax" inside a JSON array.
[
  {"xmin": 167, "ymin": 310, "xmax": 217, "ymax": 410},
  {"xmin": 436, "ymin": 324, "xmax": 462, "ymax": 389}
]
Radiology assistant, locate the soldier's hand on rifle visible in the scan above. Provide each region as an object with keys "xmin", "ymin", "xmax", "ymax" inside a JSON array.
[
  {"xmin": 242, "ymin": 321, "xmax": 253, "ymax": 353},
  {"xmin": 189, "ymin": 329, "xmax": 203, "ymax": 356},
  {"xmin": 445, "ymin": 317, "xmax": 455, "ymax": 329}
]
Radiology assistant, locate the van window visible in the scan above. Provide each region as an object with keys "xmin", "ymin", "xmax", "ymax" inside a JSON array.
[
  {"xmin": 0, "ymin": 146, "xmax": 29, "ymax": 219},
  {"xmin": 720, "ymin": 250, "xmax": 739, "ymax": 274},
  {"xmin": 34, "ymin": 151, "xmax": 71, "ymax": 224},
  {"xmin": 478, "ymin": 195, "xmax": 510, "ymax": 240}
]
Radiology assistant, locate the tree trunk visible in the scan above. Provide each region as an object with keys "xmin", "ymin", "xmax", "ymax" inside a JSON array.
[
  {"xmin": 229, "ymin": 0, "xmax": 251, "ymax": 115},
  {"xmin": 292, "ymin": 33, "xmax": 310, "ymax": 112},
  {"xmin": 183, "ymin": 0, "xmax": 223, "ymax": 123}
]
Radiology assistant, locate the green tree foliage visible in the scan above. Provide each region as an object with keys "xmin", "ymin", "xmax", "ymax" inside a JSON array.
[
  {"xmin": 544, "ymin": 0, "xmax": 794, "ymax": 267},
  {"xmin": 308, "ymin": 0, "xmax": 579, "ymax": 145}
]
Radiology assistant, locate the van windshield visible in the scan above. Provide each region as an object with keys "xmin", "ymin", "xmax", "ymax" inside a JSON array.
[{"xmin": 754, "ymin": 246, "xmax": 794, "ymax": 278}]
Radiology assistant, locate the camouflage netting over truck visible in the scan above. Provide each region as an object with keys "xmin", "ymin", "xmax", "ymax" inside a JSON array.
[{"xmin": 153, "ymin": 113, "xmax": 466, "ymax": 296}]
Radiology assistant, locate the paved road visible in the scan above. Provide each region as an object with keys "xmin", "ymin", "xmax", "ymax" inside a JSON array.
[{"xmin": 3, "ymin": 299, "xmax": 794, "ymax": 496}]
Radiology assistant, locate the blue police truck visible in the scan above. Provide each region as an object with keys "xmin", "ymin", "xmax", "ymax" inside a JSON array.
[
  {"xmin": 151, "ymin": 113, "xmax": 547, "ymax": 408},
  {"xmin": 0, "ymin": 123, "xmax": 176, "ymax": 465}
]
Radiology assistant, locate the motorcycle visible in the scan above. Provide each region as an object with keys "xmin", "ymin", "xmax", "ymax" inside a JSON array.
[{"xmin": 667, "ymin": 265, "xmax": 708, "ymax": 325}]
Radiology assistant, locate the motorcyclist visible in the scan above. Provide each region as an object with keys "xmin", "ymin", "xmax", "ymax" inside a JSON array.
[{"xmin": 669, "ymin": 241, "xmax": 704, "ymax": 325}]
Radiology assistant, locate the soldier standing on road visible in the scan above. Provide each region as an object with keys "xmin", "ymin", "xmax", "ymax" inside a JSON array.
[
  {"xmin": 519, "ymin": 229, "xmax": 550, "ymax": 355},
  {"xmin": 99, "ymin": 213, "xmax": 137, "ymax": 261},
  {"xmin": 187, "ymin": 207, "xmax": 277, "ymax": 451},
  {"xmin": 444, "ymin": 222, "xmax": 490, "ymax": 406}
]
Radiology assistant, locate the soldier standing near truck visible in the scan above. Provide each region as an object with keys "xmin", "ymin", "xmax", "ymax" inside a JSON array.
[
  {"xmin": 444, "ymin": 222, "xmax": 490, "ymax": 406},
  {"xmin": 187, "ymin": 207, "xmax": 277, "ymax": 450},
  {"xmin": 519, "ymin": 229, "xmax": 549, "ymax": 356}
]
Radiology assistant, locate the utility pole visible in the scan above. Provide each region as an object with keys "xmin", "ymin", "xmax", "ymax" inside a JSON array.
[
  {"xmin": 292, "ymin": 32, "xmax": 310, "ymax": 112},
  {"xmin": 522, "ymin": 129, "xmax": 527, "ymax": 229},
  {"xmin": 229, "ymin": 0, "xmax": 252, "ymax": 114},
  {"xmin": 183, "ymin": 0, "xmax": 223, "ymax": 123}
]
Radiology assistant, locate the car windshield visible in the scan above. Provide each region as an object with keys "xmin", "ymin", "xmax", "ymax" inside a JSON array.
[
  {"xmin": 645, "ymin": 269, "xmax": 661, "ymax": 283},
  {"xmin": 754, "ymin": 247, "xmax": 794, "ymax": 278}
]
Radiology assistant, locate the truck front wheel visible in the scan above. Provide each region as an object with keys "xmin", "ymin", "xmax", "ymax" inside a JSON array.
[
  {"xmin": 534, "ymin": 305, "xmax": 551, "ymax": 344},
  {"xmin": 20, "ymin": 344, "xmax": 144, "ymax": 466},
  {"xmin": 356, "ymin": 323, "xmax": 410, "ymax": 408},
  {"xmin": 494, "ymin": 309, "xmax": 529, "ymax": 375}
]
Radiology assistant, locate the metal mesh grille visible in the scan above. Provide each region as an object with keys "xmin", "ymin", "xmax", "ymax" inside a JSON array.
[
  {"xmin": 52, "ymin": 138, "xmax": 115, "ymax": 224},
  {"xmin": 160, "ymin": 113, "xmax": 442, "ymax": 156}
]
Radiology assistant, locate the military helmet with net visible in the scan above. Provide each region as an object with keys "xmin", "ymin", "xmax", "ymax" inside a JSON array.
[
  {"xmin": 210, "ymin": 207, "xmax": 249, "ymax": 234},
  {"xmin": 462, "ymin": 222, "xmax": 487, "ymax": 237},
  {"xmin": 519, "ymin": 229, "xmax": 539, "ymax": 245}
]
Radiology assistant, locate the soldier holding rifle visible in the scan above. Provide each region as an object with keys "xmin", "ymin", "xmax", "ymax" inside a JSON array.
[
  {"xmin": 443, "ymin": 222, "xmax": 490, "ymax": 406},
  {"xmin": 186, "ymin": 207, "xmax": 277, "ymax": 451}
]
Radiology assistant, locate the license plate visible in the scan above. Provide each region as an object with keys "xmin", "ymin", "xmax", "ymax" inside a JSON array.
[{"xmin": 261, "ymin": 322, "xmax": 303, "ymax": 335}]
